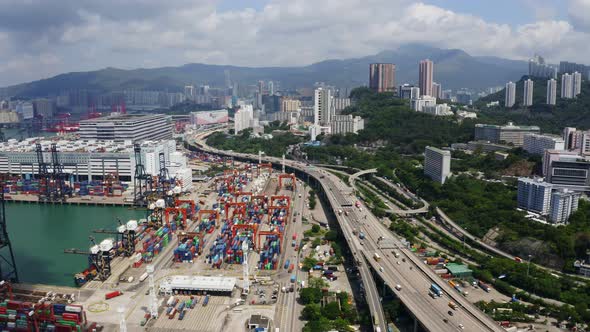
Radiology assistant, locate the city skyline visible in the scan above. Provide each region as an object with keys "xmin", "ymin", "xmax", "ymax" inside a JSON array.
[{"xmin": 0, "ymin": 0, "xmax": 589, "ymax": 87}]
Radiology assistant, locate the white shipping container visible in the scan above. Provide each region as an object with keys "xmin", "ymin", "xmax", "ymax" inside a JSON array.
[{"xmin": 65, "ymin": 305, "xmax": 82, "ymax": 313}]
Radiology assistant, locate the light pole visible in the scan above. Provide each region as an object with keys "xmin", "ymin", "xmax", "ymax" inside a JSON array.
[{"xmin": 527, "ymin": 254, "xmax": 532, "ymax": 278}]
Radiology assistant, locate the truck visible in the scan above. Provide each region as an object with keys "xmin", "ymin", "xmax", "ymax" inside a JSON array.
[
  {"xmin": 105, "ymin": 291, "xmax": 123, "ymax": 300},
  {"xmin": 178, "ymin": 310, "xmax": 186, "ymax": 320},
  {"xmin": 292, "ymin": 233, "xmax": 297, "ymax": 240},
  {"xmin": 430, "ymin": 283, "xmax": 442, "ymax": 297},
  {"xmin": 448, "ymin": 301, "xmax": 458, "ymax": 310},
  {"xmin": 203, "ymin": 295, "xmax": 210, "ymax": 306},
  {"xmin": 514, "ymin": 256, "xmax": 523, "ymax": 263},
  {"xmin": 359, "ymin": 232, "xmax": 365, "ymax": 240},
  {"xmin": 373, "ymin": 252, "xmax": 381, "ymax": 261},
  {"xmin": 290, "ymin": 275, "xmax": 296, "ymax": 283},
  {"xmin": 477, "ymin": 280, "xmax": 491, "ymax": 293}
]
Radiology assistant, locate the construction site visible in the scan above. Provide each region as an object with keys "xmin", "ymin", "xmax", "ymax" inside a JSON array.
[{"xmin": 0, "ymin": 143, "xmax": 349, "ymax": 332}]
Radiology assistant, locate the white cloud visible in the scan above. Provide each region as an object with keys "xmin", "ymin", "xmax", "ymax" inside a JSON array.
[
  {"xmin": 0, "ymin": 0, "xmax": 590, "ymax": 86},
  {"xmin": 569, "ymin": 0, "xmax": 590, "ymax": 31}
]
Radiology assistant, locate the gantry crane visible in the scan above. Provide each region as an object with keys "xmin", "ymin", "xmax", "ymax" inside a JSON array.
[
  {"xmin": 93, "ymin": 219, "xmax": 138, "ymax": 257},
  {"xmin": 0, "ymin": 175, "xmax": 18, "ymax": 283},
  {"xmin": 35, "ymin": 143, "xmax": 51, "ymax": 202},
  {"xmin": 64, "ymin": 236, "xmax": 112, "ymax": 282},
  {"xmin": 133, "ymin": 144, "xmax": 153, "ymax": 207}
]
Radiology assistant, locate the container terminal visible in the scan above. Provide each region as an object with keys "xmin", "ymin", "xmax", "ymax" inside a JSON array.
[{"xmin": 0, "ymin": 139, "xmax": 352, "ymax": 332}]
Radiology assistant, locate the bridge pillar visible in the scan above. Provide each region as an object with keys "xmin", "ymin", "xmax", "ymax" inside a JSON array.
[{"xmin": 413, "ymin": 317, "xmax": 418, "ymax": 332}]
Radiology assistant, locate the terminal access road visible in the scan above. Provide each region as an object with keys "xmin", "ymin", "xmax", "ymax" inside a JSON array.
[{"xmin": 189, "ymin": 129, "xmax": 504, "ymax": 332}]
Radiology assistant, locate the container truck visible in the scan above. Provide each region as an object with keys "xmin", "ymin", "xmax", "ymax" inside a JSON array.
[
  {"xmin": 478, "ymin": 280, "xmax": 491, "ymax": 292},
  {"xmin": 178, "ymin": 310, "xmax": 186, "ymax": 320},
  {"xmin": 292, "ymin": 240, "xmax": 297, "ymax": 247},
  {"xmin": 203, "ymin": 295, "xmax": 210, "ymax": 306},
  {"xmin": 430, "ymin": 283, "xmax": 442, "ymax": 297},
  {"xmin": 105, "ymin": 291, "xmax": 123, "ymax": 300},
  {"xmin": 373, "ymin": 253, "xmax": 381, "ymax": 261}
]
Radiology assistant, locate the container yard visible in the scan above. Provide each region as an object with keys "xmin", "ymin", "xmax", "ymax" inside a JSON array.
[{"xmin": 4, "ymin": 145, "xmax": 330, "ymax": 331}]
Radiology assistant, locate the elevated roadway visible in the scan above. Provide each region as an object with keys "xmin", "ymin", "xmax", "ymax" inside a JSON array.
[{"xmin": 187, "ymin": 130, "xmax": 504, "ymax": 332}]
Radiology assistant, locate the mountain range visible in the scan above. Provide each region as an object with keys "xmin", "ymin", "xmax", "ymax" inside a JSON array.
[{"xmin": 0, "ymin": 44, "xmax": 528, "ymax": 98}]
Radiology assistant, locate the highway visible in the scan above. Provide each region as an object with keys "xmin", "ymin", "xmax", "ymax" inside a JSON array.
[{"xmin": 188, "ymin": 130, "xmax": 504, "ymax": 332}]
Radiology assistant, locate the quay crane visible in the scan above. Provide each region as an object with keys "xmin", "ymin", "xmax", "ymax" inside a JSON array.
[
  {"xmin": 93, "ymin": 219, "xmax": 138, "ymax": 257},
  {"xmin": 64, "ymin": 236, "xmax": 113, "ymax": 285}
]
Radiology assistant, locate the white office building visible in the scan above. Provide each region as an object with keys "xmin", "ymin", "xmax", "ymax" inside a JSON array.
[
  {"xmin": 399, "ymin": 85, "xmax": 420, "ymax": 100},
  {"xmin": 422, "ymin": 103, "xmax": 453, "ymax": 116},
  {"xmin": 517, "ymin": 178, "xmax": 554, "ymax": 215},
  {"xmin": 505, "ymin": 82, "xmax": 516, "ymax": 107},
  {"xmin": 523, "ymin": 79, "xmax": 533, "ymax": 106},
  {"xmin": 561, "ymin": 73, "xmax": 574, "ymax": 99},
  {"xmin": 573, "ymin": 71, "xmax": 582, "ymax": 97},
  {"xmin": 330, "ymin": 115, "xmax": 364, "ymax": 135},
  {"xmin": 411, "ymin": 96, "xmax": 437, "ymax": 112},
  {"xmin": 550, "ymin": 189, "xmax": 581, "ymax": 223},
  {"xmin": 79, "ymin": 114, "xmax": 173, "ymax": 141},
  {"xmin": 314, "ymin": 88, "xmax": 335, "ymax": 126},
  {"xmin": 547, "ymin": 79, "xmax": 557, "ymax": 105},
  {"xmin": 523, "ymin": 134, "xmax": 565, "ymax": 155},
  {"xmin": 424, "ymin": 146, "xmax": 451, "ymax": 184},
  {"xmin": 234, "ymin": 105, "xmax": 254, "ymax": 134},
  {"xmin": 333, "ymin": 98, "xmax": 351, "ymax": 113}
]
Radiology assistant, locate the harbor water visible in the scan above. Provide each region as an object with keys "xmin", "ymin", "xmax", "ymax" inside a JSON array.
[{"xmin": 5, "ymin": 203, "xmax": 145, "ymax": 286}]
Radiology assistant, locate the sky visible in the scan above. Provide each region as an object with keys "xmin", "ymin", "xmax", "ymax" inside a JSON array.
[{"xmin": 0, "ymin": 0, "xmax": 589, "ymax": 87}]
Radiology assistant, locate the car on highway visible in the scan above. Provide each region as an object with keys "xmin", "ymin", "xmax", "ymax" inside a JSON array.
[
  {"xmin": 448, "ymin": 311, "xmax": 453, "ymax": 316},
  {"xmin": 458, "ymin": 324, "xmax": 464, "ymax": 329},
  {"xmin": 397, "ymin": 261, "xmax": 400, "ymax": 265}
]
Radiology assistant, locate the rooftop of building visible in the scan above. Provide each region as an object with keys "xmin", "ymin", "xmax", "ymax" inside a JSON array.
[
  {"xmin": 445, "ymin": 263, "xmax": 473, "ymax": 275},
  {"xmin": 163, "ymin": 275, "xmax": 237, "ymax": 292},
  {"xmin": 524, "ymin": 133, "xmax": 564, "ymax": 141},
  {"xmin": 0, "ymin": 137, "xmax": 173, "ymax": 153},
  {"xmin": 248, "ymin": 314, "xmax": 270, "ymax": 328},
  {"xmin": 475, "ymin": 122, "xmax": 540, "ymax": 130},
  {"xmin": 79, "ymin": 113, "xmax": 168, "ymax": 124},
  {"xmin": 425, "ymin": 146, "xmax": 451, "ymax": 155}
]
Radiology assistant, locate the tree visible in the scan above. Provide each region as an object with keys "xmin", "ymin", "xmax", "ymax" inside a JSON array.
[
  {"xmin": 322, "ymin": 301, "xmax": 341, "ymax": 320},
  {"xmin": 302, "ymin": 303, "xmax": 322, "ymax": 321},
  {"xmin": 302, "ymin": 256, "xmax": 319, "ymax": 271},
  {"xmin": 311, "ymin": 224, "xmax": 321, "ymax": 233},
  {"xmin": 324, "ymin": 230, "xmax": 338, "ymax": 241},
  {"xmin": 308, "ymin": 277, "xmax": 328, "ymax": 289},
  {"xmin": 300, "ymin": 287, "xmax": 322, "ymax": 304}
]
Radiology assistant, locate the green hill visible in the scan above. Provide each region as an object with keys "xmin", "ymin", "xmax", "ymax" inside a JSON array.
[{"xmin": 476, "ymin": 76, "xmax": 590, "ymax": 134}]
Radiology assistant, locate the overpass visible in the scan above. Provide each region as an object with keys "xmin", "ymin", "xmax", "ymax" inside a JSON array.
[
  {"xmin": 187, "ymin": 130, "xmax": 504, "ymax": 332},
  {"xmin": 349, "ymin": 169, "xmax": 429, "ymax": 216}
]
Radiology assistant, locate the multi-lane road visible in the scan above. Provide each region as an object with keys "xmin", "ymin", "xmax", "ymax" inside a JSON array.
[{"xmin": 189, "ymin": 130, "xmax": 504, "ymax": 332}]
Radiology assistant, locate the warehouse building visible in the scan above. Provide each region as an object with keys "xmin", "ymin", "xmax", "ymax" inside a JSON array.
[
  {"xmin": 159, "ymin": 276, "xmax": 237, "ymax": 295},
  {"xmin": 446, "ymin": 263, "xmax": 472, "ymax": 278},
  {"xmin": 79, "ymin": 114, "xmax": 173, "ymax": 141},
  {"xmin": 0, "ymin": 138, "xmax": 191, "ymax": 190}
]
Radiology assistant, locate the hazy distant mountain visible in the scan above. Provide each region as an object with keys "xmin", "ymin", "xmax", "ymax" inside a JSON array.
[{"xmin": 0, "ymin": 44, "xmax": 527, "ymax": 98}]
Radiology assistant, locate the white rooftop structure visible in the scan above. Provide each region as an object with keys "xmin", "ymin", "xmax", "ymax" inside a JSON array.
[{"xmin": 159, "ymin": 276, "xmax": 237, "ymax": 293}]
